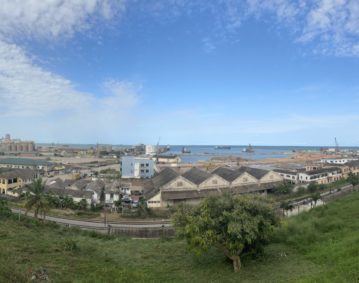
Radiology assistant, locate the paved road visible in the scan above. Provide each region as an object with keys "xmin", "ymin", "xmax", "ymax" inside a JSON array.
[{"xmin": 11, "ymin": 208, "xmax": 172, "ymax": 229}]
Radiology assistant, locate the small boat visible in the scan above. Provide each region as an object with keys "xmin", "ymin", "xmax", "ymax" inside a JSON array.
[
  {"xmin": 243, "ymin": 144, "xmax": 255, "ymax": 153},
  {"xmin": 214, "ymin": 146, "xmax": 231, "ymax": 150},
  {"xmin": 182, "ymin": 147, "xmax": 191, "ymax": 154}
]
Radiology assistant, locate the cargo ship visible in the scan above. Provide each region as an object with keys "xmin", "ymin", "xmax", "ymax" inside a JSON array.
[
  {"xmin": 214, "ymin": 146, "xmax": 231, "ymax": 150},
  {"xmin": 243, "ymin": 144, "xmax": 255, "ymax": 153}
]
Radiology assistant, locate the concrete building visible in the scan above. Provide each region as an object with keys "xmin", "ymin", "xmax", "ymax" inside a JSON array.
[
  {"xmin": 0, "ymin": 158, "xmax": 53, "ymax": 173},
  {"xmin": 145, "ymin": 166, "xmax": 283, "ymax": 208},
  {"xmin": 120, "ymin": 156, "xmax": 154, "ymax": 179},
  {"xmin": 0, "ymin": 134, "xmax": 36, "ymax": 153},
  {"xmin": 155, "ymin": 155, "xmax": 181, "ymax": 164},
  {"xmin": 274, "ymin": 169, "xmax": 299, "ymax": 184},
  {"xmin": 298, "ymin": 167, "xmax": 342, "ymax": 184},
  {"xmin": 145, "ymin": 145, "xmax": 157, "ymax": 156},
  {"xmin": 0, "ymin": 169, "xmax": 38, "ymax": 195},
  {"xmin": 347, "ymin": 161, "xmax": 359, "ymax": 176},
  {"xmin": 321, "ymin": 158, "xmax": 358, "ymax": 165}
]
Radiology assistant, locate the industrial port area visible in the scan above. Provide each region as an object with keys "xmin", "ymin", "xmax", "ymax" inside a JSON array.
[{"xmin": 1, "ymin": 133, "xmax": 358, "ymax": 210}]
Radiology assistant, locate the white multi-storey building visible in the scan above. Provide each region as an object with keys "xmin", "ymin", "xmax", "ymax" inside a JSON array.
[{"xmin": 120, "ymin": 156, "xmax": 154, "ymax": 179}]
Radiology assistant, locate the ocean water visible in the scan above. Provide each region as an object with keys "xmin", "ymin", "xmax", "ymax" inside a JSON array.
[
  {"xmin": 166, "ymin": 145, "xmax": 292, "ymax": 163},
  {"xmin": 38, "ymin": 144, "xmax": 359, "ymax": 164},
  {"xmin": 165, "ymin": 145, "xmax": 359, "ymax": 164}
]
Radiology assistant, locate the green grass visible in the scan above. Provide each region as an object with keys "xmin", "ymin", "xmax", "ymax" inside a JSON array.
[{"xmin": 1, "ymin": 193, "xmax": 359, "ymax": 283}]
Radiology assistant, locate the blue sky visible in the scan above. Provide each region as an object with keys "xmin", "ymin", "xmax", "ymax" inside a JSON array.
[{"xmin": 0, "ymin": 0, "xmax": 359, "ymax": 146}]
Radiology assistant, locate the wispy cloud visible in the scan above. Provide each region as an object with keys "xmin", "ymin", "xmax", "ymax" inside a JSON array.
[
  {"xmin": 0, "ymin": 0, "xmax": 125, "ymax": 41},
  {"xmin": 142, "ymin": 0, "xmax": 359, "ymax": 57}
]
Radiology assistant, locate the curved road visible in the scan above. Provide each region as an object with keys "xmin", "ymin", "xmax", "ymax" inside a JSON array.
[{"xmin": 11, "ymin": 208, "xmax": 172, "ymax": 230}]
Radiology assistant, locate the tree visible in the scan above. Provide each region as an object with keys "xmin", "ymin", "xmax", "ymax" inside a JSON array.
[
  {"xmin": 25, "ymin": 178, "xmax": 49, "ymax": 219},
  {"xmin": 311, "ymin": 192, "xmax": 321, "ymax": 207},
  {"xmin": 274, "ymin": 182, "xmax": 293, "ymax": 195},
  {"xmin": 78, "ymin": 199, "xmax": 88, "ymax": 210},
  {"xmin": 137, "ymin": 197, "xmax": 150, "ymax": 217},
  {"xmin": 347, "ymin": 172, "xmax": 359, "ymax": 186},
  {"xmin": 100, "ymin": 187, "xmax": 106, "ymax": 205},
  {"xmin": 307, "ymin": 182, "xmax": 318, "ymax": 193},
  {"xmin": 0, "ymin": 199, "xmax": 12, "ymax": 219},
  {"xmin": 280, "ymin": 201, "xmax": 293, "ymax": 216},
  {"xmin": 173, "ymin": 194, "xmax": 278, "ymax": 272}
]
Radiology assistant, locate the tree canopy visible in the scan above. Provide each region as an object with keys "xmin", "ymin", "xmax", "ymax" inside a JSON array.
[{"xmin": 172, "ymin": 194, "xmax": 278, "ymax": 272}]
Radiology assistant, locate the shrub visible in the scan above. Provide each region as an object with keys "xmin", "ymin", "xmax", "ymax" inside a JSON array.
[
  {"xmin": 0, "ymin": 199, "xmax": 12, "ymax": 219},
  {"xmin": 63, "ymin": 238, "xmax": 78, "ymax": 252}
]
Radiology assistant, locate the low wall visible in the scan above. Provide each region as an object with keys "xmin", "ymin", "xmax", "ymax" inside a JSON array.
[{"xmin": 109, "ymin": 225, "xmax": 175, "ymax": 238}]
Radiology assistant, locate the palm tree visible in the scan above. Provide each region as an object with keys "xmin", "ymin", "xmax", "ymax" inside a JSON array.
[{"xmin": 25, "ymin": 178, "xmax": 49, "ymax": 219}]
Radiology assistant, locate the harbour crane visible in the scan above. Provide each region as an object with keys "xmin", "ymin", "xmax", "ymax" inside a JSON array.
[{"xmin": 335, "ymin": 137, "xmax": 340, "ymax": 153}]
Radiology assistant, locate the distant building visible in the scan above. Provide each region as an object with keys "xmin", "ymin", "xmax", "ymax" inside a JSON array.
[
  {"xmin": 120, "ymin": 156, "xmax": 154, "ymax": 179},
  {"xmin": 274, "ymin": 169, "xmax": 299, "ymax": 184},
  {"xmin": 155, "ymin": 155, "xmax": 181, "ymax": 164},
  {"xmin": 145, "ymin": 145, "xmax": 157, "ymax": 156},
  {"xmin": 298, "ymin": 167, "xmax": 342, "ymax": 184},
  {"xmin": 0, "ymin": 134, "xmax": 36, "ymax": 153},
  {"xmin": 320, "ymin": 158, "xmax": 358, "ymax": 165},
  {"xmin": 0, "ymin": 158, "xmax": 53, "ymax": 173}
]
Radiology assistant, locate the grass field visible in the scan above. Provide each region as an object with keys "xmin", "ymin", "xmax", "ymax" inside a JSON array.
[{"xmin": 1, "ymin": 192, "xmax": 358, "ymax": 283}]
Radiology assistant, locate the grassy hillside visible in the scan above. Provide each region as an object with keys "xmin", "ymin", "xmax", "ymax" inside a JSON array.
[{"xmin": 1, "ymin": 192, "xmax": 358, "ymax": 283}]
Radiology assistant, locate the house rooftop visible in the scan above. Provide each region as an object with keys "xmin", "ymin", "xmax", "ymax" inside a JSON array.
[
  {"xmin": 212, "ymin": 167, "xmax": 242, "ymax": 182},
  {"xmin": 182, "ymin": 167, "xmax": 212, "ymax": 185},
  {"xmin": 0, "ymin": 169, "xmax": 37, "ymax": 180},
  {"xmin": 303, "ymin": 167, "xmax": 342, "ymax": 175},
  {"xmin": 239, "ymin": 166, "xmax": 269, "ymax": 179},
  {"xmin": 0, "ymin": 158, "xmax": 53, "ymax": 166},
  {"xmin": 152, "ymin": 167, "xmax": 179, "ymax": 188}
]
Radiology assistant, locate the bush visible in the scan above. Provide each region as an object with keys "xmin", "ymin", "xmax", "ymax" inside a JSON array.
[
  {"xmin": 273, "ymin": 182, "xmax": 293, "ymax": 195},
  {"xmin": 0, "ymin": 199, "xmax": 12, "ymax": 219},
  {"xmin": 308, "ymin": 183, "xmax": 318, "ymax": 193},
  {"xmin": 63, "ymin": 238, "xmax": 78, "ymax": 252}
]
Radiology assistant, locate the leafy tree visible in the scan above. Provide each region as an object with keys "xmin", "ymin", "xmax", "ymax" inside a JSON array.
[
  {"xmin": 307, "ymin": 182, "xmax": 318, "ymax": 193},
  {"xmin": 347, "ymin": 172, "xmax": 359, "ymax": 186},
  {"xmin": 25, "ymin": 178, "xmax": 49, "ymax": 219},
  {"xmin": 46, "ymin": 195, "xmax": 61, "ymax": 208},
  {"xmin": 173, "ymin": 194, "xmax": 278, "ymax": 272},
  {"xmin": 137, "ymin": 197, "xmax": 150, "ymax": 217},
  {"xmin": 274, "ymin": 182, "xmax": 293, "ymax": 194},
  {"xmin": 61, "ymin": 196, "xmax": 76, "ymax": 209},
  {"xmin": 78, "ymin": 199, "xmax": 88, "ymax": 210}
]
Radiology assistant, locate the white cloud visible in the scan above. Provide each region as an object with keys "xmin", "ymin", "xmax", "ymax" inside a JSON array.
[
  {"xmin": 0, "ymin": 40, "xmax": 141, "ymax": 142},
  {"xmin": 0, "ymin": 0, "xmax": 142, "ymax": 143},
  {"xmin": 243, "ymin": 0, "xmax": 359, "ymax": 56},
  {"xmin": 0, "ymin": 0, "xmax": 125, "ymax": 41}
]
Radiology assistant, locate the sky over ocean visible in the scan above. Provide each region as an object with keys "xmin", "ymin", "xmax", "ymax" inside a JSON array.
[{"xmin": 0, "ymin": 1, "xmax": 359, "ymax": 146}]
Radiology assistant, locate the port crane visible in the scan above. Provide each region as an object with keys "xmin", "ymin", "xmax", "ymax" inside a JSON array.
[{"xmin": 335, "ymin": 137, "xmax": 340, "ymax": 153}]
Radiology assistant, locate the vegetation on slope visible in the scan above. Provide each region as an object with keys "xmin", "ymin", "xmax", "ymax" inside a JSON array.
[{"xmin": 0, "ymin": 192, "xmax": 358, "ymax": 282}]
